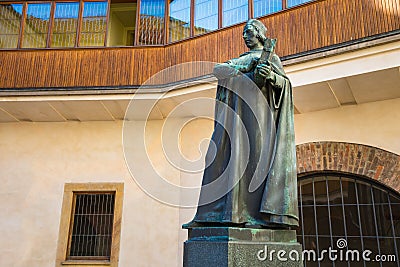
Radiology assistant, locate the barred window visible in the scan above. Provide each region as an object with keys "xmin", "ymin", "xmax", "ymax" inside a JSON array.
[
  {"xmin": 56, "ymin": 183, "xmax": 123, "ymax": 266},
  {"xmin": 68, "ymin": 193, "xmax": 115, "ymax": 260},
  {"xmin": 297, "ymin": 173, "xmax": 400, "ymax": 266}
]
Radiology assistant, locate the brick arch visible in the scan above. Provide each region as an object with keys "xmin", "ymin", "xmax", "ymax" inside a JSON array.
[{"xmin": 296, "ymin": 142, "xmax": 400, "ymax": 192}]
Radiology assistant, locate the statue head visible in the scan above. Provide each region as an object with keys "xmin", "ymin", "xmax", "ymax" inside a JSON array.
[{"xmin": 243, "ymin": 19, "xmax": 267, "ymax": 50}]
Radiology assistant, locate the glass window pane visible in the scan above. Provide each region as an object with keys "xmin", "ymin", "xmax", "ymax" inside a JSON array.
[
  {"xmin": 287, "ymin": 0, "xmax": 311, "ymax": 8},
  {"xmin": 0, "ymin": 4, "xmax": 23, "ymax": 49},
  {"xmin": 346, "ymin": 237, "xmax": 363, "ymax": 254},
  {"xmin": 391, "ymin": 204, "xmax": 400, "ymax": 236},
  {"xmin": 373, "ymin": 186, "xmax": 389, "ymax": 204},
  {"xmin": 222, "ymin": 0, "xmax": 248, "ymax": 27},
  {"xmin": 253, "ymin": 0, "xmax": 281, "ymax": 18},
  {"xmin": 327, "ymin": 176, "xmax": 342, "ymax": 205},
  {"xmin": 300, "ymin": 180, "xmax": 313, "ymax": 206},
  {"xmin": 390, "ymin": 194, "xmax": 400, "ymax": 204},
  {"xmin": 138, "ymin": 0, "xmax": 165, "ymax": 45},
  {"xmin": 318, "ymin": 237, "xmax": 333, "ymax": 265},
  {"xmin": 356, "ymin": 181, "xmax": 373, "ymax": 204},
  {"xmin": 51, "ymin": 2, "xmax": 79, "ymax": 48},
  {"xmin": 303, "ymin": 236, "xmax": 318, "ymax": 253},
  {"xmin": 22, "ymin": 3, "xmax": 51, "ymax": 48},
  {"xmin": 79, "ymin": 1, "xmax": 108, "ymax": 47},
  {"xmin": 344, "ymin": 205, "xmax": 361, "ymax": 236},
  {"xmin": 359, "ymin": 205, "xmax": 376, "ymax": 237},
  {"xmin": 316, "ymin": 205, "xmax": 330, "ymax": 235},
  {"xmin": 194, "ymin": 0, "xmax": 218, "ymax": 35},
  {"xmin": 314, "ymin": 177, "xmax": 328, "ymax": 205},
  {"xmin": 330, "ymin": 206, "xmax": 345, "ymax": 236},
  {"xmin": 379, "ymin": 238, "xmax": 397, "ymax": 256},
  {"xmin": 363, "ymin": 237, "xmax": 380, "ymax": 255},
  {"xmin": 341, "ymin": 177, "xmax": 357, "ymax": 204},
  {"xmin": 169, "ymin": 0, "xmax": 191, "ymax": 42},
  {"xmin": 374, "ymin": 204, "xmax": 394, "ymax": 237},
  {"xmin": 302, "ymin": 206, "xmax": 316, "ymax": 235}
]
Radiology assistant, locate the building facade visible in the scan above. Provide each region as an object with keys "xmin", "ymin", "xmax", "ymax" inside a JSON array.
[{"xmin": 0, "ymin": 0, "xmax": 399, "ymax": 266}]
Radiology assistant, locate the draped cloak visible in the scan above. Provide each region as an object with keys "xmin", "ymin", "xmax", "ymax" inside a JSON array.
[{"xmin": 191, "ymin": 48, "xmax": 298, "ymax": 227}]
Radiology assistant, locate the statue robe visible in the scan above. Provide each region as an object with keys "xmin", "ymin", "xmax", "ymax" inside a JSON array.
[{"xmin": 191, "ymin": 48, "xmax": 298, "ymax": 227}]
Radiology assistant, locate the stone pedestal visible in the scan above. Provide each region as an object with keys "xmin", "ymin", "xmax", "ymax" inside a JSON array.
[{"xmin": 183, "ymin": 227, "xmax": 303, "ymax": 267}]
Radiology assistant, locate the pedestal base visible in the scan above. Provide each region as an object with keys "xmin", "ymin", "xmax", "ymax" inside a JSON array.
[{"xmin": 183, "ymin": 227, "xmax": 303, "ymax": 267}]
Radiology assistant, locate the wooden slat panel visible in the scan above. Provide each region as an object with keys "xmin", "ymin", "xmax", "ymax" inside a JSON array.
[{"xmin": 0, "ymin": 0, "xmax": 399, "ymax": 89}]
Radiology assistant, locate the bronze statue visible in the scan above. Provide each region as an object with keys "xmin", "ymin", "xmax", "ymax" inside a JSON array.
[{"xmin": 184, "ymin": 19, "xmax": 298, "ymax": 229}]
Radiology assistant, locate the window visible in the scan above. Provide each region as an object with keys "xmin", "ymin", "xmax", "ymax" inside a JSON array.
[
  {"xmin": 51, "ymin": 2, "xmax": 80, "ymax": 48},
  {"xmin": 69, "ymin": 193, "xmax": 115, "ymax": 259},
  {"xmin": 0, "ymin": 4, "xmax": 23, "ymax": 49},
  {"xmin": 0, "ymin": 0, "xmax": 317, "ymax": 49},
  {"xmin": 0, "ymin": 1, "xmax": 108, "ymax": 49},
  {"xmin": 22, "ymin": 3, "xmax": 52, "ymax": 48},
  {"xmin": 287, "ymin": 0, "xmax": 311, "ymax": 8},
  {"xmin": 222, "ymin": 0, "xmax": 248, "ymax": 27},
  {"xmin": 56, "ymin": 183, "xmax": 123, "ymax": 267},
  {"xmin": 79, "ymin": 1, "xmax": 108, "ymax": 46},
  {"xmin": 194, "ymin": 0, "xmax": 218, "ymax": 35},
  {"xmin": 169, "ymin": 0, "xmax": 191, "ymax": 42},
  {"xmin": 253, "ymin": 0, "xmax": 282, "ymax": 18},
  {"xmin": 297, "ymin": 173, "xmax": 400, "ymax": 266},
  {"xmin": 137, "ymin": 0, "xmax": 165, "ymax": 45}
]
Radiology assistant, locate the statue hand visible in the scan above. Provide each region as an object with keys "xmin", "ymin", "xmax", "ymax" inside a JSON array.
[{"xmin": 255, "ymin": 64, "xmax": 276, "ymax": 83}]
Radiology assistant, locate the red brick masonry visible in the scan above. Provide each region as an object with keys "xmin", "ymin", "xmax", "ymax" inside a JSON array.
[{"xmin": 296, "ymin": 142, "xmax": 400, "ymax": 192}]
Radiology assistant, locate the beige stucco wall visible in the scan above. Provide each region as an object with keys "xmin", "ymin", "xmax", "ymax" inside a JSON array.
[
  {"xmin": 0, "ymin": 97, "xmax": 399, "ymax": 266},
  {"xmin": 0, "ymin": 120, "xmax": 193, "ymax": 267},
  {"xmin": 294, "ymin": 98, "xmax": 400, "ymax": 155}
]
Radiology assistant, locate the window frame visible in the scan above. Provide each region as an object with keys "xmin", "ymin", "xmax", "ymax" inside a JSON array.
[
  {"xmin": 55, "ymin": 183, "xmax": 123, "ymax": 267},
  {"xmin": 0, "ymin": 0, "xmax": 109, "ymax": 49},
  {"xmin": 0, "ymin": 0, "xmax": 318, "ymax": 49}
]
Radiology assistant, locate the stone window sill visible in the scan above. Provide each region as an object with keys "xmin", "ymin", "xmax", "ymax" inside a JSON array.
[{"xmin": 61, "ymin": 260, "xmax": 111, "ymax": 266}]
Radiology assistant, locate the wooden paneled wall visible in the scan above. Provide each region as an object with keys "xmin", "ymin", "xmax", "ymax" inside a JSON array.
[{"xmin": 0, "ymin": 0, "xmax": 399, "ymax": 89}]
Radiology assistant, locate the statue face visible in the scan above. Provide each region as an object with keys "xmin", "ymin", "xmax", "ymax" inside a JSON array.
[{"xmin": 243, "ymin": 24, "xmax": 262, "ymax": 50}]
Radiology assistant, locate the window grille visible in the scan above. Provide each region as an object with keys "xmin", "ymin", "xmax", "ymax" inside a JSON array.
[
  {"xmin": 297, "ymin": 173, "xmax": 400, "ymax": 266},
  {"xmin": 67, "ymin": 193, "xmax": 115, "ymax": 260}
]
